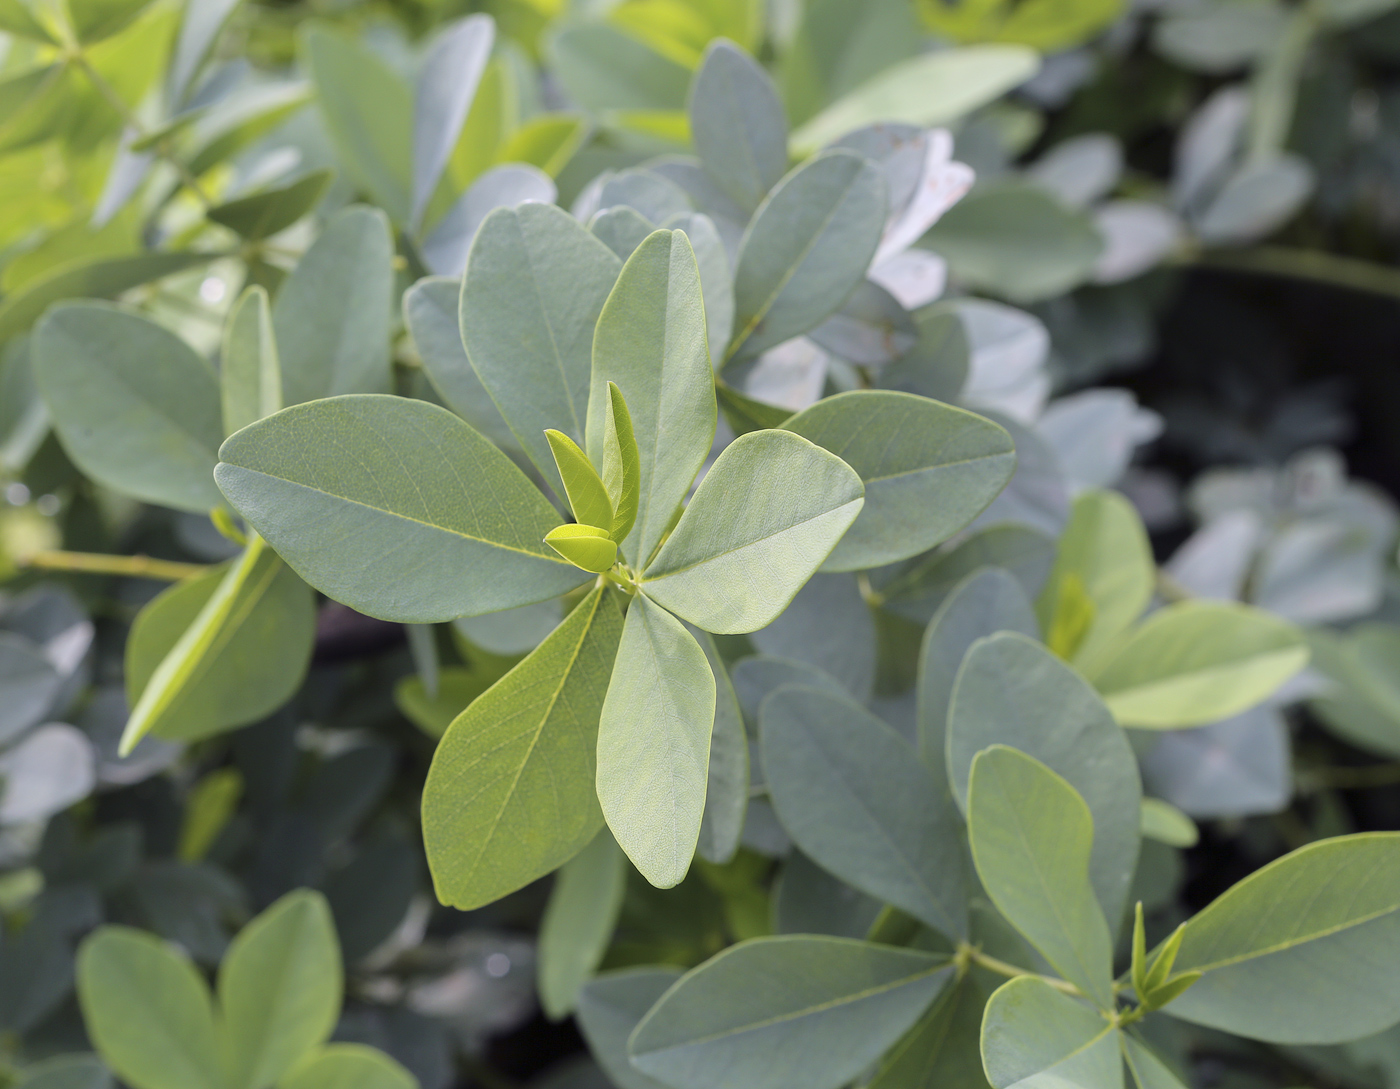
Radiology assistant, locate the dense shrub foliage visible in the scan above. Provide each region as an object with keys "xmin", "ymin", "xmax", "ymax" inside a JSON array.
[{"xmin": 4, "ymin": 0, "xmax": 1400, "ymax": 1087}]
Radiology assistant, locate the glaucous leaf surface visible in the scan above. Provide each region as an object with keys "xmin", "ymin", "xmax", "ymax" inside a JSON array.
[
  {"xmin": 218, "ymin": 889, "xmax": 341, "ymax": 1089},
  {"xmin": 279, "ymin": 1045, "xmax": 418, "ymax": 1089},
  {"xmin": 761, "ymin": 684, "xmax": 967, "ymax": 938},
  {"xmin": 423, "ymin": 587, "xmax": 623, "ymax": 909},
  {"xmin": 790, "ymin": 45, "xmax": 1040, "ymax": 152},
  {"xmin": 784, "ymin": 391, "xmax": 1015, "ymax": 570},
  {"xmin": 591, "ymin": 207, "xmax": 655, "ymax": 261},
  {"xmin": 916, "ymin": 567, "xmax": 1039, "ymax": 779},
  {"xmin": 981, "ymin": 976, "xmax": 1122, "ymax": 1089},
  {"xmin": 772, "ymin": 850, "xmax": 884, "ymax": 939},
  {"xmin": 1088, "ymin": 602, "xmax": 1308, "ymax": 728},
  {"xmin": 411, "ymin": 14, "xmax": 493, "ymax": 226},
  {"xmin": 749, "ymin": 573, "xmax": 876, "ymax": 701},
  {"xmin": 125, "ymin": 543, "xmax": 315, "ymax": 746},
  {"xmin": 597, "ymin": 593, "xmax": 715, "ymax": 888},
  {"xmin": 402, "ymin": 276, "xmax": 515, "ymax": 452},
  {"xmin": 0, "ymin": 723, "xmax": 95, "ymax": 825},
  {"xmin": 949, "ymin": 632, "xmax": 1141, "ymax": 930},
  {"xmin": 577, "ymin": 968, "xmax": 683, "ymax": 1089},
  {"xmin": 968, "ymin": 747, "xmax": 1114, "ymax": 1006},
  {"xmin": 538, "ymin": 829, "xmax": 626, "ymax": 1019},
  {"xmin": 460, "ymin": 203, "xmax": 622, "ymax": 496},
  {"xmin": 422, "ymin": 164, "xmax": 557, "ymax": 277},
  {"xmin": 1165, "ymin": 833, "xmax": 1400, "ymax": 1043},
  {"xmin": 641, "ymin": 430, "xmax": 864, "ymax": 634},
  {"xmin": 548, "ymin": 23, "xmax": 690, "ymax": 112},
  {"xmin": 689, "ymin": 40, "xmax": 788, "ymax": 213},
  {"xmin": 1037, "ymin": 489, "xmax": 1154, "ymax": 667},
  {"xmin": 662, "ymin": 212, "xmax": 734, "ymax": 368},
  {"xmin": 272, "ymin": 205, "xmax": 393, "ymax": 406},
  {"xmin": 1308, "ymin": 624, "xmax": 1400, "ymax": 757},
  {"xmin": 12, "ymin": 1055, "xmax": 112, "ymax": 1089},
  {"xmin": 215, "ymin": 395, "xmax": 586, "ymax": 623},
  {"xmin": 0, "ymin": 632, "xmax": 60, "ymax": 745},
  {"xmin": 587, "ymin": 230, "xmax": 715, "ymax": 565},
  {"xmin": 206, "ymin": 169, "xmax": 333, "ymax": 242},
  {"xmin": 728, "ymin": 150, "xmax": 887, "ymax": 362},
  {"xmin": 1140, "ymin": 706, "xmax": 1292, "ymax": 818},
  {"xmin": 628, "ymin": 936, "xmax": 953, "ymax": 1089},
  {"xmin": 76, "ymin": 927, "xmax": 223, "ymax": 1089},
  {"xmin": 34, "ymin": 302, "xmax": 223, "ymax": 513},
  {"xmin": 221, "ymin": 286, "xmax": 282, "ymax": 437},
  {"xmin": 1120, "ymin": 1032, "xmax": 1190, "ymax": 1089},
  {"xmin": 691, "ymin": 626, "xmax": 748, "ymax": 865},
  {"xmin": 731, "ymin": 655, "xmax": 847, "ymax": 726},
  {"xmin": 868, "ymin": 973, "xmax": 991, "ymax": 1089}
]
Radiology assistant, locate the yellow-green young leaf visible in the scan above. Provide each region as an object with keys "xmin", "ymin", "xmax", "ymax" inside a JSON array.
[
  {"xmin": 423, "ymin": 587, "xmax": 624, "ymax": 909},
  {"xmin": 602, "ymin": 382, "xmax": 641, "ymax": 543},
  {"xmin": 221, "ymin": 285, "xmax": 282, "ymax": 437},
  {"xmin": 1140, "ymin": 799, "xmax": 1199, "ymax": 848},
  {"xmin": 67, "ymin": 0, "xmax": 155, "ymax": 43},
  {"xmin": 597, "ymin": 593, "xmax": 715, "ymax": 888},
  {"xmin": 177, "ymin": 767, "xmax": 243, "ymax": 862},
  {"xmin": 641, "ymin": 430, "xmax": 864, "ymax": 635},
  {"xmin": 546, "ymin": 429, "xmax": 614, "ymax": 531},
  {"xmin": 33, "ymin": 301, "xmax": 224, "ymax": 514},
  {"xmin": 917, "ymin": 0, "xmax": 1123, "ymax": 52},
  {"xmin": 1088, "ymin": 602, "xmax": 1308, "ymax": 728},
  {"xmin": 218, "ymin": 889, "xmax": 341, "ymax": 1089},
  {"xmin": 497, "ymin": 114, "xmax": 590, "ymax": 177},
  {"xmin": 1163, "ymin": 832, "xmax": 1400, "ymax": 1043},
  {"xmin": 122, "ymin": 536, "xmax": 315, "ymax": 753},
  {"xmin": 0, "ymin": 0, "xmax": 61, "ymax": 42},
  {"xmin": 76, "ymin": 927, "xmax": 223, "ymax": 1089},
  {"xmin": 1043, "ymin": 571, "xmax": 1095, "ymax": 659},
  {"xmin": 216, "ymin": 395, "xmax": 587, "ymax": 622},
  {"xmin": 279, "ymin": 1044, "xmax": 417, "ymax": 1089},
  {"xmin": 206, "ymin": 169, "xmax": 333, "ymax": 242},
  {"xmin": 538, "ymin": 828, "xmax": 626, "ymax": 1019},
  {"xmin": 1037, "ymin": 490, "xmax": 1154, "ymax": 669},
  {"xmin": 981, "ymin": 976, "xmax": 1121, "ymax": 1089},
  {"xmin": 587, "ymin": 230, "xmax": 716, "ymax": 566},
  {"xmin": 968, "ymin": 747, "xmax": 1114, "ymax": 1008},
  {"xmin": 545, "ymin": 524, "xmax": 619, "ymax": 573},
  {"xmin": 629, "ymin": 936, "xmax": 953, "ymax": 1089}
]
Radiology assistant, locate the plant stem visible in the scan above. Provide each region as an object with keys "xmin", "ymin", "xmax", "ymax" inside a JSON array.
[
  {"xmin": 1181, "ymin": 246, "xmax": 1400, "ymax": 301},
  {"xmin": 959, "ymin": 944, "xmax": 1085, "ymax": 997},
  {"xmin": 1304, "ymin": 762, "xmax": 1400, "ymax": 790},
  {"xmin": 23, "ymin": 550, "xmax": 209, "ymax": 581}
]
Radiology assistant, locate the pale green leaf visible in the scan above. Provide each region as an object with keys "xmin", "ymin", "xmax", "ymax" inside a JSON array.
[
  {"xmin": 691, "ymin": 625, "xmax": 748, "ymax": 865},
  {"xmin": 206, "ymin": 169, "xmax": 333, "ymax": 242},
  {"xmin": 784, "ymin": 391, "xmax": 1015, "ymax": 571},
  {"xmin": 273, "ymin": 205, "xmax": 393, "ymax": 406},
  {"xmin": 168, "ymin": 0, "xmax": 241, "ymax": 103},
  {"xmin": 728, "ymin": 150, "xmax": 886, "ymax": 361},
  {"xmin": 215, "ymin": 395, "xmax": 586, "ymax": 623},
  {"xmin": 981, "ymin": 976, "xmax": 1122, "ymax": 1089},
  {"xmin": 548, "ymin": 22, "xmax": 691, "ymax": 112},
  {"xmin": 1165, "ymin": 832, "xmax": 1400, "ymax": 1043},
  {"xmin": 1140, "ymin": 799, "xmax": 1199, "ymax": 848},
  {"xmin": 460, "ymin": 203, "xmax": 622, "ymax": 496},
  {"xmin": 33, "ymin": 302, "xmax": 222, "ymax": 513},
  {"xmin": 597, "ymin": 593, "xmax": 715, "ymax": 888},
  {"xmin": 761, "ymin": 684, "xmax": 967, "ymax": 939},
  {"xmin": 628, "ymin": 936, "xmax": 953, "ymax": 1089},
  {"xmin": 1308, "ymin": 624, "xmax": 1400, "ymax": 758},
  {"xmin": 968, "ymin": 746, "xmax": 1115, "ymax": 1007},
  {"xmin": 538, "ymin": 828, "xmax": 626, "ymax": 1019},
  {"xmin": 949, "ymin": 632, "xmax": 1141, "ymax": 932},
  {"xmin": 641, "ymin": 430, "xmax": 864, "ymax": 634},
  {"xmin": 689, "ymin": 40, "xmax": 788, "ymax": 213},
  {"xmin": 587, "ymin": 229, "xmax": 716, "ymax": 566},
  {"xmin": 279, "ymin": 1045, "xmax": 417, "ymax": 1089},
  {"xmin": 75, "ymin": 927, "xmax": 223, "ymax": 1089},
  {"xmin": 412, "ymin": 14, "xmax": 493, "ymax": 226},
  {"xmin": 221, "ymin": 285, "xmax": 282, "ymax": 437},
  {"xmin": 423, "ymin": 587, "xmax": 623, "ymax": 909},
  {"xmin": 790, "ymin": 45, "xmax": 1040, "ymax": 153},
  {"xmin": 218, "ymin": 889, "xmax": 341, "ymax": 1089},
  {"xmin": 662, "ymin": 213, "xmax": 734, "ymax": 369},
  {"xmin": 1088, "ymin": 601, "xmax": 1308, "ymax": 728}
]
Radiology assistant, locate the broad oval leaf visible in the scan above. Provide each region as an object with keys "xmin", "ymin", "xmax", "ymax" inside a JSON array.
[
  {"xmin": 981, "ymin": 976, "xmax": 1122, "ymax": 1089},
  {"xmin": 538, "ymin": 828, "xmax": 626, "ymax": 1019},
  {"xmin": 0, "ymin": 632, "xmax": 60, "ymax": 746},
  {"xmin": 663, "ymin": 212, "xmax": 734, "ymax": 368},
  {"xmin": 1087, "ymin": 601, "xmax": 1308, "ymax": 728},
  {"xmin": 689, "ymin": 40, "xmax": 788, "ymax": 213},
  {"xmin": 273, "ymin": 205, "xmax": 394, "ymax": 406},
  {"xmin": 423, "ymin": 587, "xmax": 623, "ymax": 909},
  {"xmin": 642, "ymin": 430, "xmax": 864, "ymax": 634},
  {"xmin": 784, "ymin": 391, "xmax": 1016, "ymax": 571},
  {"xmin": 461, "ymin": 203, "xmax": 622, "ymax": 495},
  {"xmin": 280, "ymin": 1044, "xmax": 417, "ymax": 1089},
  {"xmin": 869, "ymin": 973, "xmax": 992, "ymax": 1089},
  {"xmin": 948, "ymin": 632, "xmax": 1141, "ymax": 931},
  {"xmin": 34, "ymin": 302, "xmax": 222, "ymax": 513},
  {"xmin": 218, "ymin": 889, "xmax": 341, "ymax": 1089},
  {"xmin": 76, "ymin": 927, "xmax": 223, "ymax": 1089},
  {"xmin": 1165, "ymin": 832, "xmax": 1400, "ymax": 1043},
  {"xmin": 969, "ymin": 747, "xmax": 1115, "ymax": 1008},
  {"xmin": 587, "ymin": 229, "xmax": 716, "ymax": 566},
  {"xmin": 221, "ymin": 286, "xmax": 282, "ymax": 437},
  {"xmin": 411, "ymin": 14, "xmax": 494, "ymax": 226},
  {"xmin": 761, "ymin": 684, "xmax": 967, "ymax": 939},
  {"xmin": 216, "ymin": 394, "xmax": 587, "ymax": 623},
  {"xmin": 629, "ymin": 936, "xmax": 953, "ymax": 1089},
  {"xmin": 577, "ymin": 968, "xmax": 684, "ymax": 1089},
  {"xmin": 597, "ymin": 593, "xmax": 715, "ymax": 888},
  {"xmin": 206, "ymin": 169, "xmax": 333, "ymax": 241},
  {"xmin": 728, "ymin": 150, "xmax": 887, "ymax": 362}
]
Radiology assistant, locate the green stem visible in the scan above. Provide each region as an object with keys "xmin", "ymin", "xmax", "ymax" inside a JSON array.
[
  {"xmin": 959, "ymin": 944, "xmax": 1085, "ymax": 998},
  {"xmin": 1181, "ymin": 245, "xmax": 1400, "ymax": 301},
  {"xmin": 1303, "ymin": 762, "xmax": 1400, "ymax": 790},
  {"xmin": 24, "ymin": 550, "xmax": 209, "ymax": 581}
]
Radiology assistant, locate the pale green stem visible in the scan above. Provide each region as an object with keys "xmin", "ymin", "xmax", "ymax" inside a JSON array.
[{"xmin": 24, "ymin": 550, "xmax": 208, "ymax": 581}]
